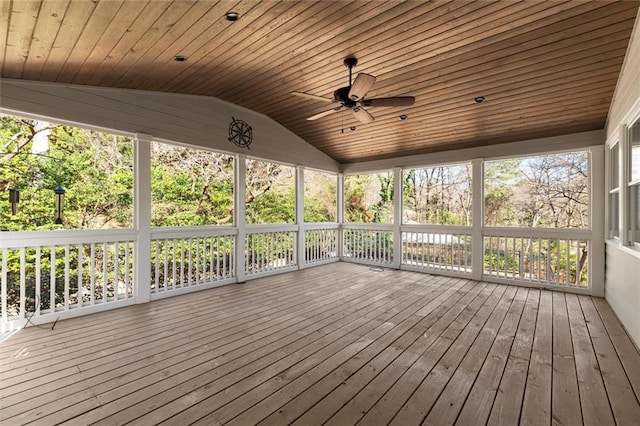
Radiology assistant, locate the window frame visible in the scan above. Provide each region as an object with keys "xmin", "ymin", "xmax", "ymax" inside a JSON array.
[
  {"xmin": 607, "ymin": 141, "xmax": 620, "ymax": 240},
  {"xmin": 627, "ymin": 117, "xmax": 640, "ymax": 248}
]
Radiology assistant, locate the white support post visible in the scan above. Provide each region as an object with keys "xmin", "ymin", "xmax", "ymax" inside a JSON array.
[
  {"xmin": 235, "ymin": 154, "xmax": 247, "ymax": 282},
  {"xmin": 471, "ymin": 158, "xmax": 484, "ymax": 281},
  {"xmin": 337, "ymin": 173, "xmax": 344, "ymax": 260},
  {"xmin": 296, "ymin": 166, "xmax": 305, "ymax": 268},
  {"xmin": 392, "ymin": 167, "xmax": 402, "ymax": 269},
  {"xmin": 590, "ymin": 145, "xmax": 605, "ymax": 297},
  {"xmin": 134, "ymin": 133, "xmax": 152, "ymax": 303}
]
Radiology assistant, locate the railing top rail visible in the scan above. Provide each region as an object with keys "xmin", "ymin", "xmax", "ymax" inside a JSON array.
[
  {"xmin": 400, "ymin": 224, "xmax": 472, "ymax": 233},
  {"xmin": 341, "ymin": 223, "xmax": 394, "ymax": 231},
  {"xmin": 482, "ymin": 226, "xmax": 592, "ymax": 239},
  {"xmin": 0, "ymin": 229, "xmax": 138, "ymax": 248},
  {"xmin": 301, "ymin": 222, "xmax": 340, "ymax": 230},
  {"xmin": 151, "ymin": 226, "xmax": 238, "ymax": 239},
  {"xmin": 245, "ymin": 224, "xmax": 299, "ymax": 234}
]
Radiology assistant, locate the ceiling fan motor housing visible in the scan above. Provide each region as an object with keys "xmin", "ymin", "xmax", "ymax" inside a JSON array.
[
  {"xmin": 343, "ymin": 57, "xmax": 358, "ymax": 68},
  {"xmin": 334, "ymin": 87, "xmax": 357, "ymax": 106}
]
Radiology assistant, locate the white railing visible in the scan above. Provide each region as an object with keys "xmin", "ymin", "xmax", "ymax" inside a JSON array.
[
  {"xmin": 1, "ymin": 230, "xmax": 136, "ymax": 329},
  {"xmin": 401, "ymin": 226, "xmax": 472, "ymax": 274},
  {"xmin": 303, "ymin": 224, "xmax": 339, "ymax": 265},
  {"xmin": 342, "ymin": 225, "xmax": 394, "ymax": 266},
  {"xmin": 150, "ymin": 227, "xmax": 236, "ymax": 296},
  {"xmin": 245, "ymin": 225, "xmax": 297, "ymax": 276},
  {"xmin": 483, "ymin": 227, "xmax": 591, "ymax": 289},
  {"xmin": 0, "ymin": 224, "xmax": 596, "ymax": 331}
]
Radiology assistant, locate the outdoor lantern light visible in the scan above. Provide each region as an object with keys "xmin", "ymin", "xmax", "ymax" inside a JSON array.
[
  {"xmin": 8, "ymin": 188, "xmax": 19, "ymax": 215},
  {"xmin": 54, "ymin": 185, "xmax": 65, "ymax": 224}
]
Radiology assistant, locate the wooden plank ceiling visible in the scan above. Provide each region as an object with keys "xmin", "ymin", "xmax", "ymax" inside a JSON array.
[{"xmin": 1, "ymin": 0, "xmax": 639, "ymax": 164}]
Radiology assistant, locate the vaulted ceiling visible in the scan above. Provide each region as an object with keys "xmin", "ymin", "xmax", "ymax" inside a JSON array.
[{"xmin": 1, "ymin": 0, "xmax": 639, "ymax": 164}]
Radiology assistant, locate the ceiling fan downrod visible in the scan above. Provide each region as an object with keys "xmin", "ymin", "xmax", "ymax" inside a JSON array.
[{"xmin": 344, "ymin": 57, "xmax": 358, "ymax": 86}]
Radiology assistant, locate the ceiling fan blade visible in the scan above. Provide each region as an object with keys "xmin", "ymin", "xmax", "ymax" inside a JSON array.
[
  {"xmin": 292, "ymin": 91, "xmax": 335, "ymax": 102},
  {"xmin": 307, "ymin": 106, "xmax": 344, "ymax": 120},
  {"xmin": 352, "ymin": 106, "xmax": 374, "ymax": 124},
  {"xmin": 362, "ymin": 96, "xmax": 416, "ymax": 107},
  {"xmin": 348, "ymin": 73, "xmax": 376, "ymax": 101}
]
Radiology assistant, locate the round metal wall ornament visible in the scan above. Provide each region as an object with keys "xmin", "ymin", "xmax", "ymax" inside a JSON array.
[{"xmin": 228, "ymin": 116, "xmax": 253, "ymax": 149}]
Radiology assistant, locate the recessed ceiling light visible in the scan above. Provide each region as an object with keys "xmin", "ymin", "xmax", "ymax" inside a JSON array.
[
  {"xmin": 399, "ymin": 114, "xmax": 408, "ymax": 120},
  {"xmin": 226, "ymin": 11, "xmax": 240, "ymax": 21},
  {"xmin": 173, "ymin": 55, "xmax": 187, "ymax": 62},
  {"xmin": 473, "ymin": 96, "xmax": 486, "ymax": 104}
]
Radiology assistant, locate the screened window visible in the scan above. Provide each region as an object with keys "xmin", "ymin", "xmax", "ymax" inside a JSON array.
[
  {"xmin": 151, "ymin": 142, "xmax": 233, "ymax": 227},
  {"xmin": 403, "ymin": 163, "xmax": 472, "ymax": 225},
  {"xmin": 304, "ymin": 169, "xmax": 337, "ymax": 222},
  {"xmin": 245, "ymin": 159, "xmax": 295, "ymax": 224},
  {"xmin": 1, "ymin": 114, "xmax": 133, "ymax": 231},
  {"xmin": 609, "ymin": 143, "xmax": 620, "ymax": 239},
  {"xmin": 484, "ymin": 151, "xmax": 589, "ymax": 228},
  {"xmin": 344, "ymin": 171, "xmax": 393, "ymax": 223},
  {"xmin": 629, "ymin": 121, "xmax": 640, "ymax": 244}
]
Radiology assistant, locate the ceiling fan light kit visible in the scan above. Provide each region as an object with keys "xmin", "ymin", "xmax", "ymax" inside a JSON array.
[{"xmin": 294, "ymin": 57, "xmax": 415, "ymax": 124}]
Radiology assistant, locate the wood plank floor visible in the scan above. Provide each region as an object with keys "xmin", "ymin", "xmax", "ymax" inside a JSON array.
[{"xmin": 1, "ymin": 263, "xmax": 639, "ymax": 425}]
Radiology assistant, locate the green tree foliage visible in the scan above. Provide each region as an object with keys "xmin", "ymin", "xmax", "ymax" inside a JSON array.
[
  {"xmin": 484, "ymin": 159, "xmax": 520, "ymax": 227},
  {"xmin": 245, "ymin": 159, "xmax": 295, "ymax": 224},
  {"xmin": 484, "ymin": 153, "xmax": 589, "ymax": 228},
  {"xmin": 344, "ymin": 172, "xmax": 394, "ymax": 223},
  {"xmin": 1, "ymin": 116, "xmax": 134, "ymax": 230},
  {"xmin": 403, "ymin": 164, "xmax": 472, "ymax": 225},
  {"xmin": 482, "ymin": 153, "xmax": 590, "ymax": 285},
  {"xmin": 0, "ymin": 115, "xmax": 298, "ymax": 315},
  {"xmin": 344, "ymin": 174, "xmax": 372, "ymax": 222},
  {"xmin": 150, "ymin": 143, "xmax": 234, "ymax": 226},
  {"xmin": 304, "ymin": 170, "xmax": 337, "ymax": 222}
]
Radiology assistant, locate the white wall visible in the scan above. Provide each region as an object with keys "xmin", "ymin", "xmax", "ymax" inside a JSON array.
[
  {"xmin": 605, "ymin": 244, "xmax": 640, "ymax": 346},
  {"xmin": 0, "ymin": 79, "xmax": 339, "ymax": 172},
  {"xmin": 604, "ymin": 8, "xmax": 640, "ymax": 349}
]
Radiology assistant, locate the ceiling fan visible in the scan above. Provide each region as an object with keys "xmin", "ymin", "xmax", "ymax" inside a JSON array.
[{"xmin": 293, "ymin": 57, "xmax": 415, "ymax": 124}]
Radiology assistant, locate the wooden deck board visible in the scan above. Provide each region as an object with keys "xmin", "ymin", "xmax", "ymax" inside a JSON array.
[
  {"xmin": 1, "ymin": 263, "xmax": 639, "ymax": 426},
  {"xmin": 244, "ymin": 279, "xmax": 484, "ymax": 426},
  {"xmin": 282, "ymin": 281, "xmax": 490, "ymax": 426},
  {"xmin": 455, "ymin": 287, "xmax": 530, "ymax": 425},
  {"xmin": 520, "ymin": 289, "xmax": 553, "ymax": 426},
  {"xmin": 324, "ymin": 282, "xmax": 499, "ymax": 426},
  {"xmin": 551, "ymin": 292, "xmax": 582, "ymax": 426},
  {"xmin": 356, "ymin": 283, "xmax": 509, "ymax": 426},
  {"xmin": 565, "ymin": 294, "xmax": 615, "ymax": 426},
  {"xmin": 486, "ymin": 289, "xmax": 540, "ymax": 426},
  {"xmin": 416, "ymin": 286, "xmax": 521, "ymax": 426}
]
